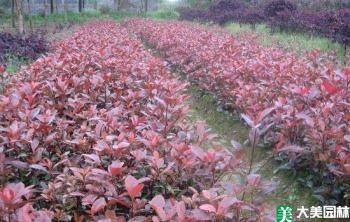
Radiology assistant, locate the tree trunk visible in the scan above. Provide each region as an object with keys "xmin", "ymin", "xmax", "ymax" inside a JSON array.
[
  {"xmin": 15, "ymin": 0, "xmax": 24, "ymax": 35},
  {"xmin": 78, "ymin": 0, "xmax": 82, "ymax": 12},
  {"xmin": 27, "ymin": 0, "xmax": 33, "ymax": 33},
  {"xmin": 55, "ymin": 0, "xmax": 58, "ymax": 13},
  {"xmin": 93, "ymin": 0, "xmax": 97, "ymax": 10},
  {"xmin": 11, "ymin": 0, "xmax": 16, "ymax": 28},
  {"xmin": 144, "ymin": 0, "xmax": 148, "ymax": 12},
  {"xmin": 118, "ymin": 0, "xmax": 122, "ymax": 11},
  {"xmin": 44, "ymin": 0, "xmax": 48, "ymax": 32},
  {"xmin": 63, "ymin": 0, "xmax": 68, "ymax": 22},
  {"xmin": 50, "ymin": 0, "xmax": 54, "ymax": 14},
  {"xmin": 114, "ymin": 0, "xmax": 117, "ymax": 10}
]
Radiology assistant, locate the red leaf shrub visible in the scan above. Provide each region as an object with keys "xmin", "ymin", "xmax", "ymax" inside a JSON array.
[
  {"xmin": 0, "ymin": 65, "xmax": 5, "ymax": 73},
  {"xmin": 0, "ymin": 20, "xmax": 273, "ymax": 221},
  {"xmin": 122, "ymin": 18, "xmax": 350, "ymax": 204}
]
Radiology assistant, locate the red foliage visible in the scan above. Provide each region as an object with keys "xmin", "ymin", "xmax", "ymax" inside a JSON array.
[
  {"xmin": 122, "ymin": 18, "xmax": 350, "ymax": 203},
  {"xmin": 0, "ymin": 20, "xmax": 273, "ymax": 221}
]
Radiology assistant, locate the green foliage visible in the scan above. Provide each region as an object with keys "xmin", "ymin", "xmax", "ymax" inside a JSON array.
[
  {"xmin": 185, "ymin": 0, "xmax": 213, "ymax": 8},
  {"xmin": 3, "ymin": 54, "xmax": 29, "ymax": 73},
  {"xmin": 99, "ymin": 5, "xmax": 111, "ymax": 14},
  {"xmin": 226, "ymin": 22, "xmax": 344, "ymax": 59},
  {"xmin": 145, "ymin": 7, "xmax": 179, "ymax": 20}
]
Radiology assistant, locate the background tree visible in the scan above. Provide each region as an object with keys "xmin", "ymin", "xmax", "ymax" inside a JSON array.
[
  {"xmin": 15, "ymin": 0, "xmax": 24, "ymax": 34},
  {"xmin": 44, "ymin": 0, "xmax": 48, "ymax": 32},
  {"xmin": 27, "ymin": 0, "xmax": 33, "ymax": 32},
  {"xmin": 78, "ymin": 0, "xmax": 82, "ymax": 12},
  {"xmin": 114, "ymin": 0, "xmax": 118, "ymax": 11},
  {"xmin": 144, "ymin": 0, "xmax": 149, "ymax": 12},
  {"xmin": 50, "ymin": 0, "xmax": 54, "ymax": 13},
  {"xmin": 93, "ymin": 0, "xmax": 98, "ymax": 10},
  {"xmin": 55, "ymin": 0, "xmax": 58, "ymax": 13},
  {"xmin": 11, "ymin": 0, "xmax": 15, "ymax": 28},
  {"xmin": 63, "ymin": 0, "xmax": 68, "ymax": 22}
]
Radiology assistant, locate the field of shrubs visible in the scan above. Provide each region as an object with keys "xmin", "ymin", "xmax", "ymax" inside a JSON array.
[
  {"xmin": 179, "ymin": 0, "xmax": 350, "ymax": 51},
  {"xmin": 123, "ymin": 18, "xmax": 350, "ymax": 205},
  {"xmin": 1, "ymin": 0, "xmax": 350, "ymax": 221},
  {"xmin": 0, "ymin": 20, "xmax": 276, "ymax": 221}
]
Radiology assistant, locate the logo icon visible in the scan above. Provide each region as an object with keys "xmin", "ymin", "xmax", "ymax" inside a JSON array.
[{"xmin": 277, "ymin": 205, "xmax": 293, "ymax": 222}]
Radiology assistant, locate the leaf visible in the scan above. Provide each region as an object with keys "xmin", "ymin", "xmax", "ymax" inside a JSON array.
[
  {"xmin": 149, "ymin": 195, "xmax": 167, "ymax": 221},
  {"xmin": 30, "ymin": 138, "xmax": 40, "ymax": 152},
  {"xmin": 8, "ymin": 160, "xmax": 29, "ymax": 169},
  {"xmin": 82, "ymin": 194, "xmax": 98, "ymax": 206},
  {"xmin": 343, "ymin": 164, "xmax": 350, "ymax": 174},
  {"xmin": 246, "ymin": 174, "xmax": 261, "ymax": 186},
  {"xmin": 322, "ymin": 80, "xmax": 338, "ymax": 95},
  {"xmin": 176, "ymin": 201, "xmax": 186, "ymax": 222},
  {"xmin": 257, "ymin": 107, "xmax": 275, "ymax": 122},
  {"xmin": 30, "ymin": 107, "xmax": 41, "ymax": 120},
  {"xmin": 230, "ymin": 140, "xmax": 242, "ymax": 150},
  {"xmin": 131, "ymin": 149, "xmax": 147, "ymax": 161},
  {"xmin": 217, "ymin": 197, "xmax": 240, "ymax": 215},
  {"xmin": 125, "ymin": 175, "xmax": 144, "ymax": 199},
  {"xmin": 241, "ymin": 114, "xmax": 255, "ymax": 127},
  {"xmin": 108, "ymin": 160, "xmax": 125, "ymax": 175},
  {"xmin": 296, "ymin": 113, "xmax": 314, "ymax": 127},
  {"xmin": 193, "ymin": 208, "xmax": 211, "ymax": 220},
  {"xmin": 344, "ymin": 135, "xmax": 350, "ymax": 142},
  {"xmin": 278, "ymin": 145, "xmax": 306, "ymax": 153},
  {"xmin": 29, "ymin": 164, "xmax": 48, "ymax": 173},
  {"xmin": 91, "ymin": 197, "xmax": 106, "ymax": 214},
  {"xmin": 299, "ymin": 87, "xmax": 310, "ymax": 96},
  {"xmin": 113, "ymin": 141, "xmax": 130, "ymax": 150},
  {"xmin": 17, "ymin": 204, "xmax": 34, "ymax": 222},
  {"xmin": 190, "ymin": 145, "xmax": 205, "ymax": 160},
  {"xmin": 343, "ymin": 67, "xmax": 350, "ymax": 76},
  {"xmin": 83, "ymin": 154, "xmax": 101, "ymax": 164},
  {"xmin": 199, "ymin": 204, "xmax": 216, "ymax": 213}
]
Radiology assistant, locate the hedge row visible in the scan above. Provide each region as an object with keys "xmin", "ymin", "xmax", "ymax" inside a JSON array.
[
  {"xmin": 0, "ymin": 32, "xmax": 48, "ymax": 64},
  {"xmin": 179, "ymin": 0, "xmax": 350, "ymax": 48},
  {"xmin": 0, "ymin": 20, "xmax": 274, "ymax": 221},
  {"xmin": 123, "ymin": 18, "xmax": 350, "ymax": 205}
]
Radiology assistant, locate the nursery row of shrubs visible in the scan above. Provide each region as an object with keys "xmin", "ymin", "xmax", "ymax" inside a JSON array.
[
  {"xmin": 123, "ymin": 18, "xmax": 350, "ymax": 205},
  {"xmin": 0, "ymin": 32, "xmax": 48, "ymax": 64},
  {"xmin": 178, "ymin": 0, "xmax": 350, "ymax": 48},
  {"xmin": 0, "ymin": 20, "xmax": 274, "ymax": 221}
]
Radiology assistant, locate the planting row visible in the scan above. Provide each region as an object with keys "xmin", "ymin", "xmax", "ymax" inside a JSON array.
[
  {"xmin": 179, "ymin": 0, "xmax": 350, "ymax": 48},
  {"xmin": 123, "ymin": 18, "xmax": 350, "ymax": 204},
  {"xmin": 0, "ymin": 20, "xmax": 273, "ymax": 221},
  {"xmin": 0, "ymin": 32, "xmax": 48, "ymax": 64}
]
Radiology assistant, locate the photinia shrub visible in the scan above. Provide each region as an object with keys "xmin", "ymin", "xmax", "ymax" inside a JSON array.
[
  {"xmin": 0, "ymin": 20, "xmax": 274, "ymax": 221},
  {"xmin": 0, "ymin": 32, "xmax": 48, "ymax": 64},
  {"xmin": 122, "ymin": 18, "xmax": 350, "ymax": 204},
  {"xmin": 178, "ymin": 0, "xmax": 350, "ymax": 49},
  {"xmin": 263, "ymin": 0, "xmax": 297, "ymax": 18}
]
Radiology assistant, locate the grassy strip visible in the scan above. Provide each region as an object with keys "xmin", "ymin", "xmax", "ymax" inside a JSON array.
[
  {"xmin": 0, "ymin": 7, "xmax": 179, "ymax": 29},
  {"xmin": 0, "ymin": 8, "xmax": 178, "ymax": 73},
  {"xmin": 226, "ymin": 22, "xmax": 345, "ymax": 61}
]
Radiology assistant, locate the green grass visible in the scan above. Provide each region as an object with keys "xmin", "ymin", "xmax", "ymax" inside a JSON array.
[
  {"xmin": 186, "ymin": 85, "xmax": 316, "ymax": 209},
  {"xmin": 145, "ymin": 6, "xmax": 179, "ymax": 20},
  {"xmin": 5, "ymin": 63, "xmax": 18, "ymax": 73},
  {"xmin": 187, "ymin": 86, "xmax": 248, "ymax": 146},
  {"xmin": 29, "ymin": 10, "xmax": 137, "ymax": 24},
  {"xmin": 34, "ymin": 7, "xmax": 177, "ymax": 24},
  {"xmin": 226, "ymin": 22, "xmax": 345, "ymax": 60},
  {"xmin": 0, "ymin": 7, "xmax": 178, "ymax": 32},
  {"xmin": 3, "ymin": 54, "xmax": 28, "ymax": 73}
]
